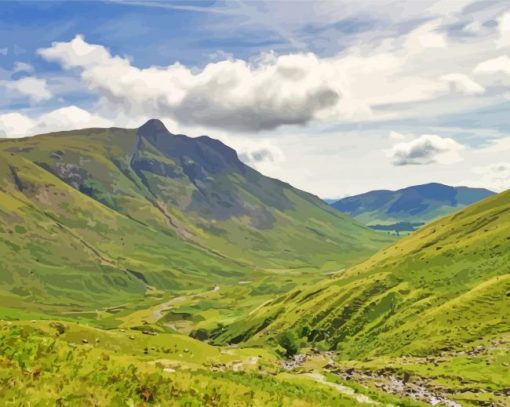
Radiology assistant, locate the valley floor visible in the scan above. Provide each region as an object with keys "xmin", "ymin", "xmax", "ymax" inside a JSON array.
[{"xmin": 1, "ymin": 284, "xmax": 508, "ymax": 406}]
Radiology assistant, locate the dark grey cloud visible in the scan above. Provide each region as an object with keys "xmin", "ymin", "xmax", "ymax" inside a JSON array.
[{"xmin": 390, "ymin": 134, "xmax": 464, "ymax": 166}]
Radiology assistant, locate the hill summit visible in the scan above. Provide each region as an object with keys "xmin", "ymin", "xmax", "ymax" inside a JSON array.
[
  {"xmin": 0, "ymin": 119, "xmax": 390, "ymax": 309},
  {"xmin": 331, "ymin": 182, "xmax": 494, "ymax": 232}
]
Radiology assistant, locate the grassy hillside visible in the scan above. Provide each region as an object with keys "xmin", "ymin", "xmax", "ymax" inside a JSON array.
[
  {"xmin": 0, "ymin": 320, "xmax": 366, "ymax": 406},
  {"xmin": 218, "ymin": 189, "xmax": 510, "ymax": 358},
  {"xmin": 0, "ymin": 120, "xmax": 390, "ymax": 313},
  {"xmin": 331, "ymin": 183, "xmax": 494, "ymax": 233}
]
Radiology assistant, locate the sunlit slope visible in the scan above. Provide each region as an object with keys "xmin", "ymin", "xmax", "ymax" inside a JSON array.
[
  {"xmin": 0, "ymin": 120, "xmax": 389, "ymax": 308},
  {"xmin": 0, "ymin": 146, "xmax": 243, "ymax": 308},
  {"xmin": 0, "ymin": 321, "xmax": 362, "ymax": 406},
  {"xmin": 218, "ymin": 190, "xmax": 510, "ymax": 356}
]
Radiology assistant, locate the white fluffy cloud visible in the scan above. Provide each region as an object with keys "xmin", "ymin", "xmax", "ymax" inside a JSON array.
[
  {"xmin": 33, "ymin": 106, "xmax": 111, "ymax": 133},
  {"xmin": 2, "ymin": 77, "xmax": 52, "ymax": 102},
  {"xmin": 473, "ymin": 163, "xmax": 510, "ymax": 191},
  {"xmin": 389, "ymin": 134, "xmax": 465, "ymax": 166},
  {"xmin": 0, "ymin": 113, "xmax": 35, "ymax": 138},
  {"xmin": 0, "ymin": 106, "xmax": 111, "ymax": 138},
  {"xmin": 38, "ymin": 35, "xmax": 345, "ymax": 132},
  {"xmin": 36, "ymin": 28, "xmax": 460, "ymax": 133},
  {"xmin": 474, "ymin": 55, "xmax": 510, "ymax": 76}
]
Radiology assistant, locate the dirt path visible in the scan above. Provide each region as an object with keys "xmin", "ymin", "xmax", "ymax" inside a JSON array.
[
  {"xmin": 303, "ymin": 372, "xmax": 379, "ymax": 405},
  {"xmin": 150, "ymin": 296, "xmax": 186, "ymax": 321},
  {"xmin": 120, "ymin": 286, "xmax": 221, "ymax": 328},
  {"xmin": 282, "ymin": 352, "xmax": 463, "ymax": 407}
]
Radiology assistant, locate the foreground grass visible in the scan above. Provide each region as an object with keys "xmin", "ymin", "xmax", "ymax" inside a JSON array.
[
  {"xmin": 0, "ymin": 321, "xmax": 362, "ymax": 406},
  {"xmin": 3, "ymin": 319, "xmax": 505, "ymax": 406}
]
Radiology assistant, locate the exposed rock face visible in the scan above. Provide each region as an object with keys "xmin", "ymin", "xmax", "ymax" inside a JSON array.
[{"xmin": 131, "ymin": 119, "xmax": 279, "ymax": 225}]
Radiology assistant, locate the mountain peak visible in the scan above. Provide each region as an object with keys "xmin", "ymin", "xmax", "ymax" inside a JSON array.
[{"xmin": 138, "ymin": 119, "xmax": 171, "ymax": 137}]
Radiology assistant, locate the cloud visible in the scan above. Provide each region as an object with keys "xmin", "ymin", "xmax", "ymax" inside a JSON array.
[
  {"xmin": 389, "ymin": 134, "xmax": 464, "ymax": 166},
  {"xmin": 13, "ymin": 62, "xmax": 34, "ymax": 74},
  {"xmin": 0, "ymin": 106, "xmax": 111, "ymax": 138},
  {"xmin": 0, "ymin": 113, "xmax": 35, "ymax": 138},
  {"xmin": 496, "ymin": 11, "xmax": 510, "ymax": 49},
  {"xmin": 404, "ymin": 20, "xmax": 447, "ymax": 53},
  {"xmin": 441, "ymin": 73, "xmax": 485, "ymax": 95},
  {"xmin": 38, "ymin": 35, "xmax": 344, "ymax": 132},
  {"xmin": 473, "ymin": 162, "xmax": 510, "ymax": 191},
  {"xmin": 478, "ymin": 136, "xmax": 510, "ymax": 153},
  {"xmin": 389, "ymin": 131, "xmax": 407, "ymax": 141},
  {"xmin": 33, "ymin": 106, "xmax": 112, "ymax": 133},
  {"xmin": 210, "ymin": 133, "xmax": 286, "ymax": 174},
  {"xmin": 474, "ymin": 55, "xmax": 510, "ymax": 76},
  {"xmin": 462, "ymin": 20, "xmax": 483, "ymax": 34},
  {"xmin": 239, "ymin": 148, "xmax": 277, "ymax": 165},
  {"xmin": 2, "ymin": 77, "xmax": 52, "ymax": 102},
  {"xmin": 36, "ymin": 29, "xmax": 456, "ymax": 133}
]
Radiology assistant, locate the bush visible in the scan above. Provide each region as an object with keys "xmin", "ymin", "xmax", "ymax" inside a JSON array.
[
  {"xmin": 190, "ymin": 328, "xmax": 209, "ymax": 341},
  {"xmin": 278, "ymin": 331, "xmax": 299, "ymax": 358}
]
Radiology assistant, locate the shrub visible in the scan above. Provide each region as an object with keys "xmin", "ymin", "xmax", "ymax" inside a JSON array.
[{"xmin": 278, "ymin": 331, "xmax": 299, "ymax": 358}]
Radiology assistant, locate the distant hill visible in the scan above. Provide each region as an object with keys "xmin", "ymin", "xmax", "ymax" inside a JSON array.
[
  {"xmin": 217, "ymin": 189, "xmax": 510, "ymax": 357},
  {"xmin": 0, "ymin": 119, "xmax": 390, "ymax": 310},
  {"xmin": 330, "ymin": 183, "xmax": 494, "ymax": 232}
]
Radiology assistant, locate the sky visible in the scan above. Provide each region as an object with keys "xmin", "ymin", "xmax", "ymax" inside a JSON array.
[{"xmin": 1, "ymin": 0, "xmax": 510, "ymax": 198}]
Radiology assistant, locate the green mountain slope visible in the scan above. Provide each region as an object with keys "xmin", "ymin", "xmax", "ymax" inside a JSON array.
[
  {"xmin": 218, "ymin": 190, "xmax": 510, "ymax": 357},
  {"xmin": 331, "ymin": 183, "xmax": 494, "ymax": 232},
  {"xmin": 0, "ymin": 120, "xmax": 389, "ymax": 310}
]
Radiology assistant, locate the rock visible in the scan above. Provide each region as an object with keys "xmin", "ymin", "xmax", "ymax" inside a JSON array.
[
  {"xmin": 82, "ymin": 339, "xmax": 89, "ymax": 344},
  {"xmin": 50, "ymin": 322, "xmax": 66, "ymax": 335},
  {"xmin": 403, "ymin": 372, "xmax": 411, "ymax": 384},
  {"xmin": 129, "ymin": 335, "xmax": 135, "ymax": 340}
]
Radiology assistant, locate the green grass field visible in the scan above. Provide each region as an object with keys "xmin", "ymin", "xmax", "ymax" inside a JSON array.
[{"xmin": 0, "ymin": 124, "xmax": 508, "ymax": 406}]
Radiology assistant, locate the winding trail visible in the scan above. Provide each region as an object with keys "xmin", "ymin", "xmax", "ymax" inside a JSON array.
[{"xmin": 303, "ymin": 373, "xmax": 379, "ymax": 405}]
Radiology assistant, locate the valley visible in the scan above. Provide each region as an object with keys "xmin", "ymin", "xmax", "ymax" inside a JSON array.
[{"xmin": 0, "ymin": 122, "xmax": 508, "ymax": 406}]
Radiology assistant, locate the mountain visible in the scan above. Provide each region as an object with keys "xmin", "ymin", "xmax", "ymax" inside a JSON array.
[
  {"xmin": 0, "ymin": 119, "xmax": 390, "ymax": 311},
  {"xmin": 217, "ymin": 189, "xmax": 510, "ymax": 357},
  {"xmin": 330, "ymin": 183, "xmax": 494, "ymax": 232}
]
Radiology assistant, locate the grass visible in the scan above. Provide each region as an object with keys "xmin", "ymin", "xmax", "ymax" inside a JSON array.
[
  {"xmin": 0, "ymin": 125, "xmax": 391, "ymax": 315},
  {"xmin": 216, "ymin": 190, "xmax": 510, "ymax": 361},
  {"xmin": 1, "ymin": 124, "xmax": 508, "ymax": 405},
  {"xmin": 0, "ymin": 321, "xmax": 370, "ymax": 406}
]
